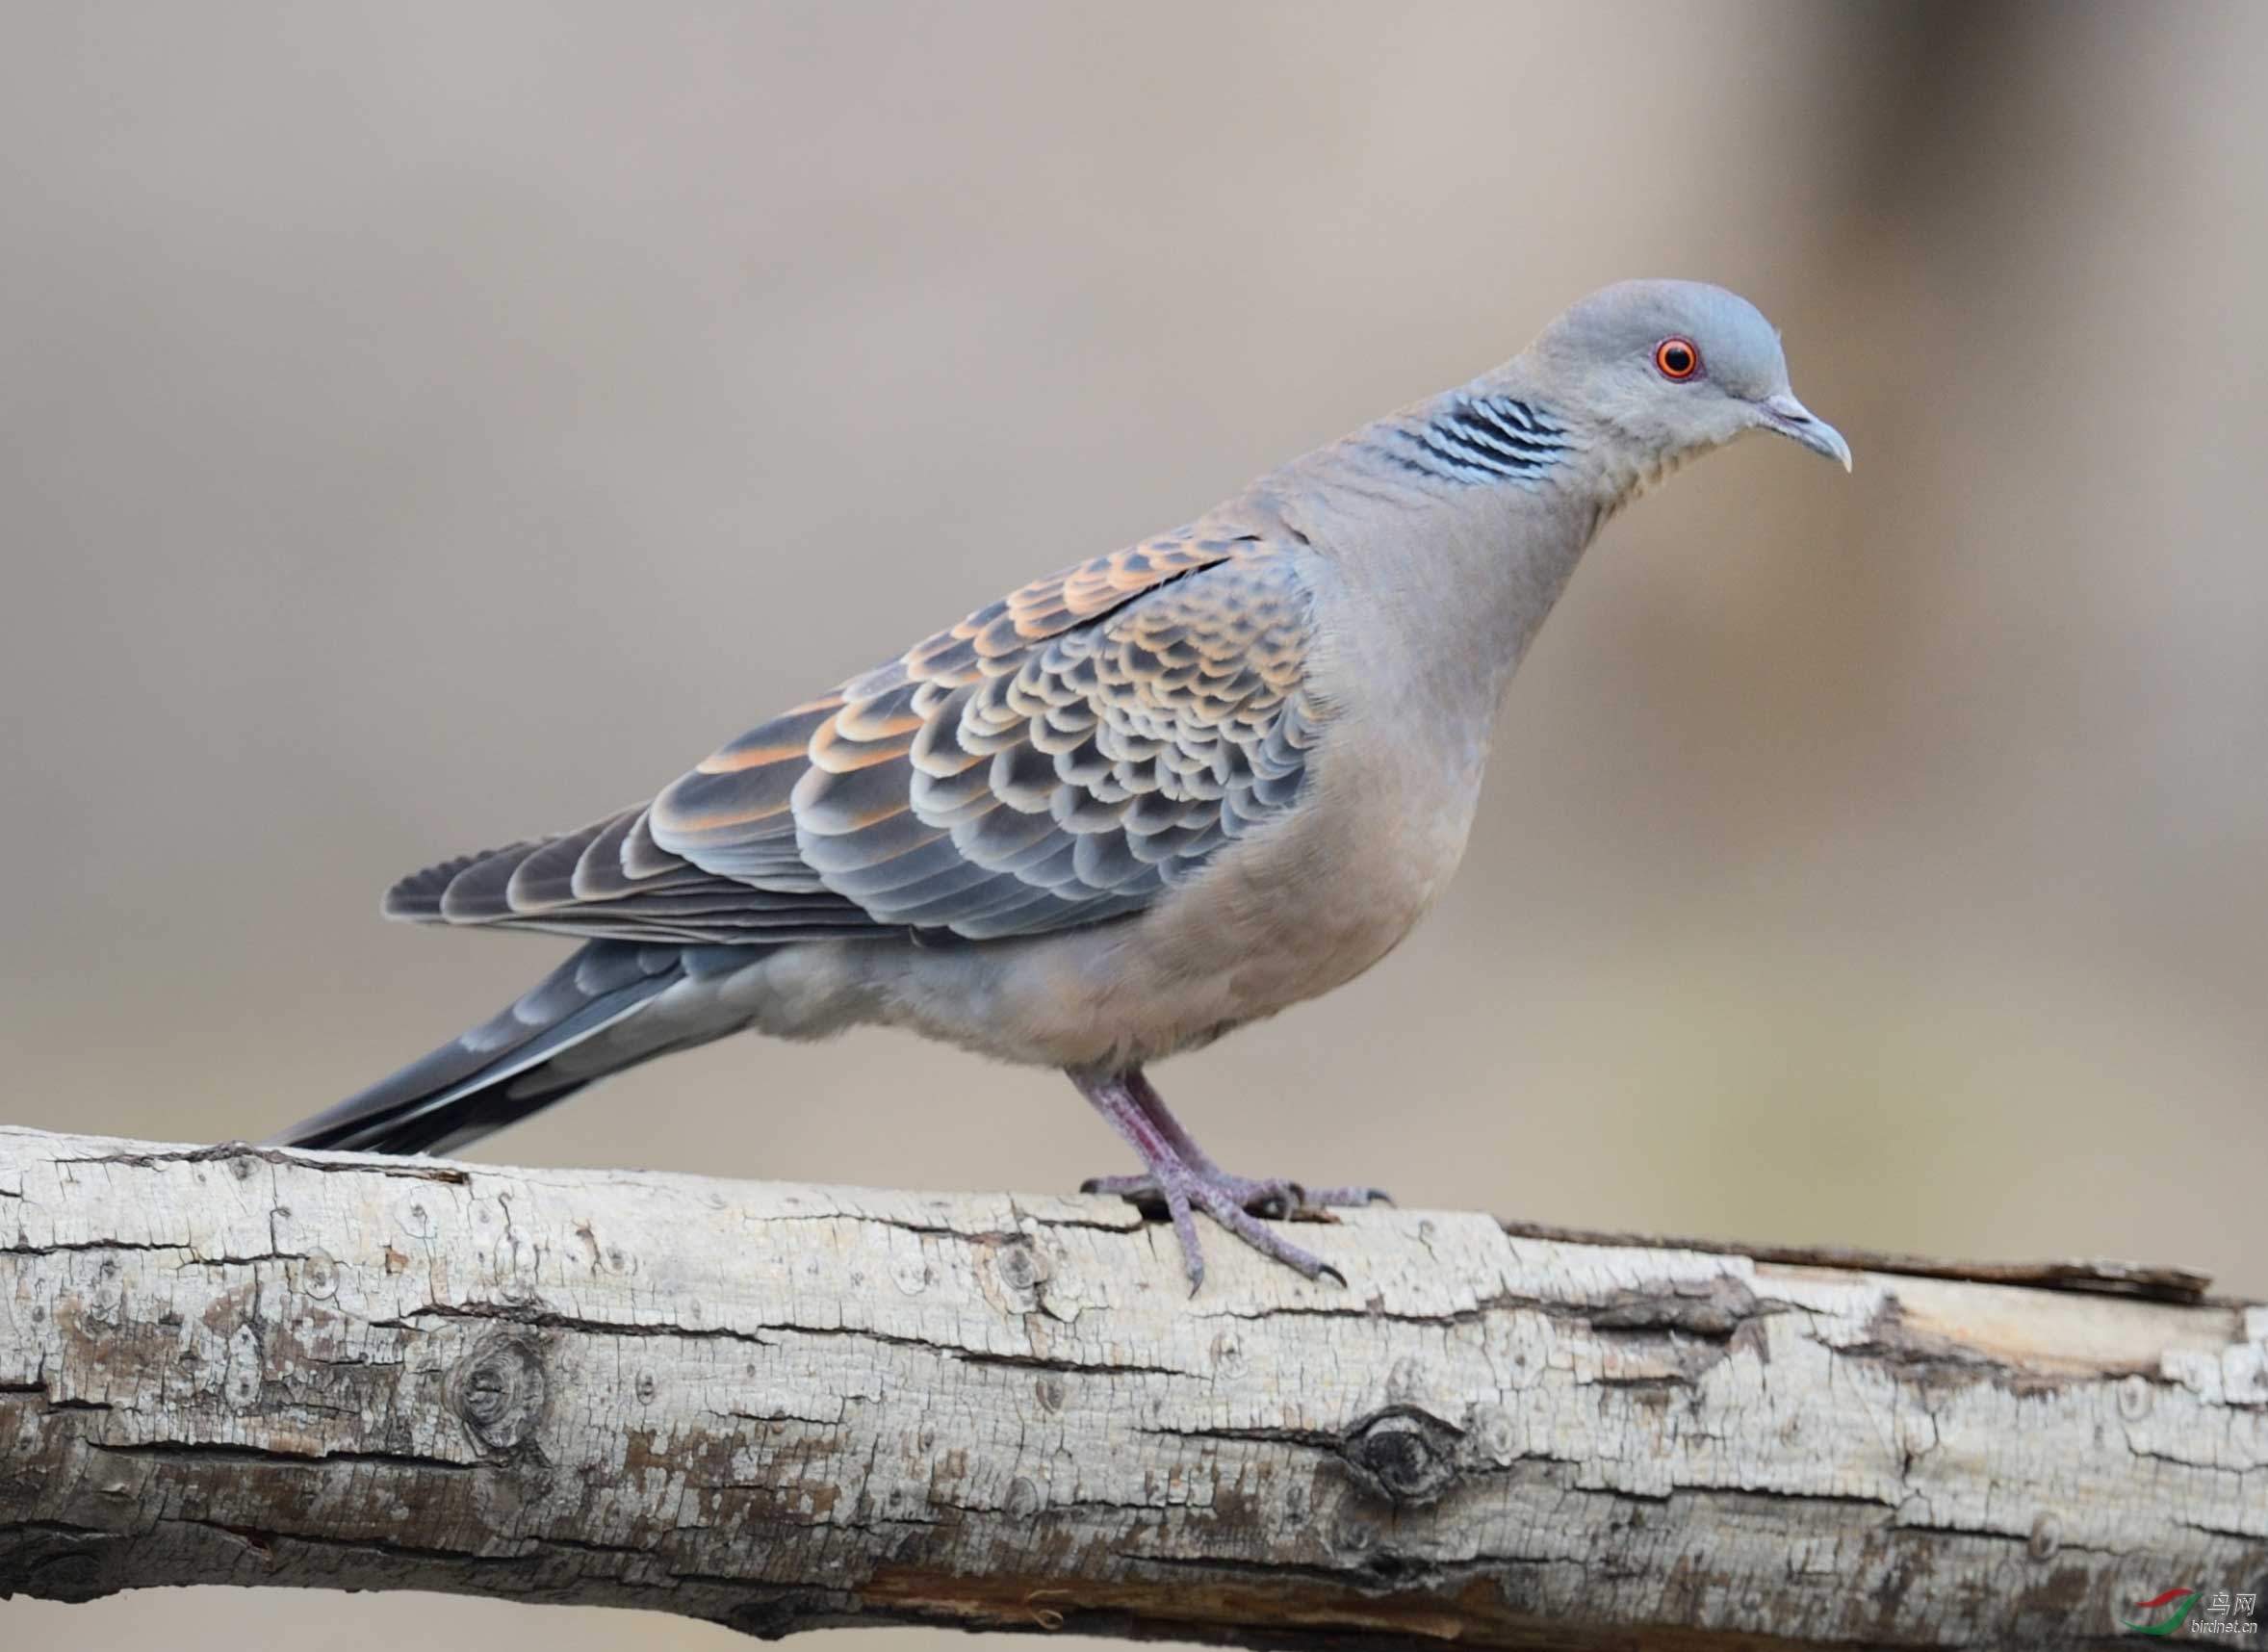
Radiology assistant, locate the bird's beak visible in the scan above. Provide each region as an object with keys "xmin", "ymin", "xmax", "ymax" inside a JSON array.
[{"xmin": 1753, "ymin": 391, "xmax": 1852, "ymax": 473}]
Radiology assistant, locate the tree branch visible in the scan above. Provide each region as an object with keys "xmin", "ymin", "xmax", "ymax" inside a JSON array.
[{"xmin": 1, "ymin": 1124, "xmax": 2261, "ymax": 1646}]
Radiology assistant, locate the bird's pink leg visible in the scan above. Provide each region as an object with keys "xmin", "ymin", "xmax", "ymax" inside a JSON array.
[
  {"xmin": 1070, "ymin": 1069, "xmax": 1346, "ymax": 1290},
  {"xmin": 1121, "ymin": 1069, "xmax": 1289, "ymax": 1205},
  {"xmin": 1083, "ymin": 1069, "xmax": 1392, "ymax": 1218},
  {"xmin": 1125, "ymin": 1069, "xmax": 1393, "ymax": 1214}
]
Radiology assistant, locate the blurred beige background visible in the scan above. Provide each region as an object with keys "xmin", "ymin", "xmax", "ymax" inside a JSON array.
[{"xmin": 4, "ymin": 3, "xmax": 2263, "ymax": 1647}]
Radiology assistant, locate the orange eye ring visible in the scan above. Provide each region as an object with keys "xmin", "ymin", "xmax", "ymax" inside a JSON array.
[{"xmin": 1653, "ymin": 337, "xmax": 1701, "ymax": 380}]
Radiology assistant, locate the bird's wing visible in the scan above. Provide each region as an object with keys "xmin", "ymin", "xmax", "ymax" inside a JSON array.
[{"xmin": 388, "ymin": 529, "xmax": 1329, "ymax": 945}]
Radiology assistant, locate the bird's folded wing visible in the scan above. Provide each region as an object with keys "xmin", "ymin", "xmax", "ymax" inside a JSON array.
[{"xmin": 385, "ymin": 529, "xmax": 1329, "ymax": 946}]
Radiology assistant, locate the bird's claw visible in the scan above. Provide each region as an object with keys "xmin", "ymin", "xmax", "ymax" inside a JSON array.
[
  {"xmin": 1081, "ymin": 1166, "xmax": 1372, "ymax": 1287},
  {"xmin": 1282, "ymin": 1184, "xmax": 1395, "ymax": 1220}
]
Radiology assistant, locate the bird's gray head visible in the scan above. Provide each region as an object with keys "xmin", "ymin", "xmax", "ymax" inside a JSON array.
[{"xmin": 1520, "ymin": 279, "xmax": 1850, "ymax": 480}]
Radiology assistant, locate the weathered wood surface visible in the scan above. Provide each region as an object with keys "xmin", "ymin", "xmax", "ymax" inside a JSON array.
[{"xmin": 1, "ymin": 1125, "xmax": 2262, "ymax": 1647}]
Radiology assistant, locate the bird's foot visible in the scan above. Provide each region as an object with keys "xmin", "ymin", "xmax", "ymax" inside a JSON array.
[
  {"xmin": 1081, "ymin": 1170, "xmax": 1391, "ymax": 1222},
  {"xmin": 1081, "ymin": 1167, "xmax": 1397, "ymax": 1290},
  {"xmin": 1083, "ymin": 1169, "xmax": 1299, "ymax": 1218},
  {"xmin": 1070, "ymin": 1067, "xmax": 1382, "ymax": 1290}
]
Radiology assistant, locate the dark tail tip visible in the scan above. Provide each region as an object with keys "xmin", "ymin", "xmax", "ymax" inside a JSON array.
[{"xmin": 271, "ymin": 942, "xmax": 683, "ymax": 1155}]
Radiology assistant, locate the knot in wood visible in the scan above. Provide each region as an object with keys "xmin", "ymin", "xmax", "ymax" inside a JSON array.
[
  {"xmin": 452, "ymin": 1332, "xmax": 547, "ymax": 1453},
  {"xmin": 994, "ymin": 1242, "xmax": 1040, "ymax": 1292},
  {"xmin": 1337, "ymin": 1404, "xmax": 1464, "ymax": 1506}
]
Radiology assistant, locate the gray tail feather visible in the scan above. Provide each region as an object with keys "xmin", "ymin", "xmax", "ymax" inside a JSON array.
[{"xmin": 271, "ymin": 942, "xmax": 688, "ymax": 1156}]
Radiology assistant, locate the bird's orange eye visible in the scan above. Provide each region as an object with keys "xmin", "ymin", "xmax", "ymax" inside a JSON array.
[{"xmin": 1653, "ymin": 337, "xmax": 1700, "ymax": 380}]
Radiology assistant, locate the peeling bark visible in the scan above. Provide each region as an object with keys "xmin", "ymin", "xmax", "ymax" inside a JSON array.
[{"xmin": 1, "ymin": 1125, "xmax": 2262, "ymax": 1647}]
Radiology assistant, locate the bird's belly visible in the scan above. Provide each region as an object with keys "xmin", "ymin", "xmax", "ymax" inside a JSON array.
[{"xmin": 857, "ymin": 757, "xmax": 1482, "ymax": 1071}]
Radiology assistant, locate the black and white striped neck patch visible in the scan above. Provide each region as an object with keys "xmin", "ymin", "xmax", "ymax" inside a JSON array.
[{"xmin": 1383, "ymin": 394, "xmax": 1571, "ymax": 487}]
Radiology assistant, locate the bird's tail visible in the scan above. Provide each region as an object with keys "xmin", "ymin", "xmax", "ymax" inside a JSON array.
[{"xmin": 271, "ymin": 942, "xmax": 702, "ymax": 1155}]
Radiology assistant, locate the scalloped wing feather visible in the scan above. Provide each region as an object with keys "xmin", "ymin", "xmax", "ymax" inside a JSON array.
[{"xmin": 389, "ymin": 529, "xmax": 1327, "ymax": 945}]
